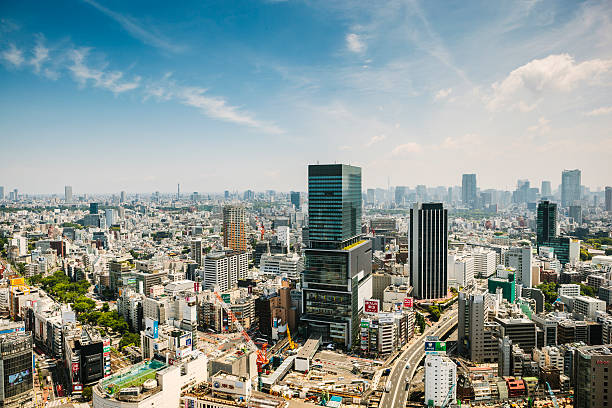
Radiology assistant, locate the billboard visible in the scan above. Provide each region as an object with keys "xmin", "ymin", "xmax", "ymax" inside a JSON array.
[
  {"xmin": 425, "ymin": 341, "xmax": 446, "ymax": 355},
  {"xmin": 403, "ymin": 297, "xmax": 413, "ymax": 308},
  {"xmin": 145, "ymin": 318, "xmax": 159, "ymax": 339},
  {"xmin": 10, "ymin": 277, "xmax": 25, "ymax": 286},
  {"xmin": 364, "ymin": 299, "xmax": 379, "ymax": 314},
  {"xmin": 360, "ymin": 320, "xmax": 370, "ymax": 328}
]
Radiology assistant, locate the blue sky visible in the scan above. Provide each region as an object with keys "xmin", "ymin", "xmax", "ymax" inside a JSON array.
[{"xmin": 1, "ymin": 0, "xmax": 611, "ymax": 194}]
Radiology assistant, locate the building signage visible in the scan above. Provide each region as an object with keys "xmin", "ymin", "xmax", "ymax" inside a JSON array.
[
  {"xmin": 360, "ymin": 320, "xmax": 370, "ymax": 328},
  {"xmin": 404, "ymin": 297, "xmax": 414, "ymax": 308},
  {"xmin": 145, "ymin": 318, "xmax": 159, "ymax": 339},
  {"xmin": 596, "ymin": 360, "xmax": 610, "ymax": 365},
  {"xmin": 364, "ymin": 299, "xmax": 379, "ymax": 314},
  {"xmin": 425, "ymin": 341, "xmax": 446, "ymax": 354},
  {"xmin": 72, "ymin": 363, "xmax": 79, "ymax": 372}
]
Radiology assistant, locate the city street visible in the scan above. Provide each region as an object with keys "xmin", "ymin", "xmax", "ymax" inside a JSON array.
[{"xmin": 379, "ymin": 305, "xmax": 458, "ymax": 408}]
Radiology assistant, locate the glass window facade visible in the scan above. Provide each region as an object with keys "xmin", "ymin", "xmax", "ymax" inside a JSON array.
[
  {"xmin": 308, "ymin": 164, "xmax": 361, "ymax": 245},
  {"xmin": 536, "ymin": 200, "xmax": 557, "ymax": 245}
]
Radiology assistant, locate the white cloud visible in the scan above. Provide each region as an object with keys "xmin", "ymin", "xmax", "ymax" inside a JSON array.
[
  {"xmin": 30, "ymin": 37, "xmax": 49, "ymax": 73},
  {"xmin": 487, "ymin": 54, "xmax": 612, "ymax": 111},
  {"xmin": 585, "ymin": 106, "xmax": 612, "ymax": 116},
  {"xmin": 82, "ymin": 0, "xmax": 185, "ymax": 54},
  {"xmin": 2, "ymin": 44, "xmax": 24, "ymax": 67},
  {"xmin": 178, "ymin": 87, "xmax": 283, "ymax": 134},
  {"xmin": 365, "ymin": 134, "xmax": 386, "ymax": 147},
  {"xmin": 68, "ymin": 48, "xmax": 140, "ymax": 93},
  {"xmin": 338, "ymin": 145, "xmax": 352, "ymax": 151},
  {"xmin": 392, "ymin": 142, "xmax": 423, "ymax": 156},
  {"xmin": 527, "ymin": 117, "xmax": 551, "ymax": 134},
  {"xmin": 346, "ymin": 33, "xmax": 366, "ymax": 53},
  {"xmin": 434, "ymin": 88, "xmax": 452, "ymax": 101}
]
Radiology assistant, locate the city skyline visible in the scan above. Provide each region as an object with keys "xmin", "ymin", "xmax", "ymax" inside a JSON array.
[{"xmin": 1, "ymin": 0, "xmax": 612, "ymax": 192}]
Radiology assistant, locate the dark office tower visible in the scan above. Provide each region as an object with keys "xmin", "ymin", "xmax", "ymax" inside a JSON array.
[
  {"xmin": 302, "ymin": 164, "xmax": 371, "ymax": 348},
  {"xmin": 606, "ymin": 187, "xmax": 612, "ymax": 212},
  {"xmin": 536, "ymin": 200, "xmax": 557, "ymax": 245},
  {"xmin": 307, "ymin": 164, "xmax": 361, "ymax": 246},
  {"xmin": 569, "ymin": 205, "xmax": 582, "ymax": 224},
  {"xmin": 120, "ymin": 190, "xmax": 126, "ymax": 203},
  {"xmin": 224, "ymin": 190, "xmax": 230, "ymax": 200},
  {"xmin": 561, "ymin": 169, "xmax": 581, "ymax": 207},
  {"xmin": 0, "ymin": 331, "xmax": 34, "ymax": 407},
  {"xmin": 462, "ymin": 173, "xmax": 477, "ymax": 208},
  {"xmin": 290, "ymin": 191, "xmax": 300, "ymax": 210},
  {"xmin": 89, "ymin": 202, "xmax": 99, "ymax": 214},
  {"xmin": 541, "ymin": 181, "xmax": 552, "ymax": 198},
  {"xmin": 410, "ymin": 203, "xmax": 448, "ymax": 300}
]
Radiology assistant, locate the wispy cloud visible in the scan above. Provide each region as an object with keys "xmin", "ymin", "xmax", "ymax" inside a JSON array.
[
  {"xmin": 527, "ymin": 117, "xmax": 551, "ymax": 134},
  {"xmin": 486, "ymin": 54, "xmax": 612, "ymax": 111},
  {"xmin": 82, "ymin": 0, "xmax": 185, "ymax": 54},
  {"xmin": 30, "ymin": 36, "xmax": 50, "ymax": 73},
  {"xmin": 392, "ymin": 142, "xmax": 423, "ymax": 156},
  {"xmin": 1, "ymin": 44, "xmax": 25, "ymax": 67},
  {"xmin": 365, "ymin": 134, "xmax": 386, "ymax": 147},
  {"xmin": 434, "ymin": 88, "xmax": 452, "ymax": 101},
  {"xmin": 585, "ymin": 106, "xmax": 612, "ymax": 116},
  {"xmin": 346, "ymin": 33, "xmax": 366, "ymax": 53},
  {"xmin": 178, "ymin": 87, "xmax": 283, "ymax": 134},
  {"xmin": 68, "ymin": 48, "xmax": 141, "ymax": 93}
]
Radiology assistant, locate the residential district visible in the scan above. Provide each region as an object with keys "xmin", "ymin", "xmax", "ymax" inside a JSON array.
[{"xmin": 0, "ymin": 166, "xmax": 611, "ymax": 408}]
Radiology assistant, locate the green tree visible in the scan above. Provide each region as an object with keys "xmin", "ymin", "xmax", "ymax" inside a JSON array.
[
  {"xmin": 415, "ymin": 312, "xmax": 426, "ymax": 333},
  {"xmin": 101, "ymin": 303, "xmax": 110, "ymax": 312},
  {"xmin": 119, "ymin": 332, "xmax": 141, "ymax": 349},
  {"xmin": 580, "ymin": 284, "xmax": 596, "ymax": 297},
  {"xmin": 82, "ymin": 386, "xmax": 92, "ymax": 401}
]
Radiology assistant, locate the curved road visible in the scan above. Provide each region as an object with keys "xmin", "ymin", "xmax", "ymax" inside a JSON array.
[{"xmin": 379, "ymin": 305, "xmax": 458, "ymax": 408}]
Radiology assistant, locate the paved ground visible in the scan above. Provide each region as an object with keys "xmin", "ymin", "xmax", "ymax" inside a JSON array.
[{"xmin": 379, "ymin": 305, "xmax": 458, "ymax": 408}]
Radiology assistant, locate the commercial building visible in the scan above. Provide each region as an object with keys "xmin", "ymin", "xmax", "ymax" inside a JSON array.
[
  {"xmin": 290, "ymin": 191, "xmax": 300, "ymax": 209},
  {"xmin": 495, "ymin": 318, "xmax": 537, "ymax": 354},
  {"xmin": 472, "ymin": 248, "xmax": 496, "ymax": 279},
  {"xmin": 424, "ymin": 354, "xmax": 456, "ymax": 408},
  {"xmin": 573, "ymin": 296, "xmax": 606, "ymax": 320},
  {"xmin": 462, "ymin": 173, "xmax": 477, "ymax": 208},
  {"xmin": 575, "ymin": 345, "xmax": 612, "ymax": 408},
  {"xmin": 190, "ymin": 239, "xmax": 203, "ymax": 266},
  {"xmin": 259, "ymin": 253, "xmax": 303, "ymax": 281},
  {"xmin": 458, "ymin": 291, "xmax": 498, "ymax": 363},
  {"xmin": 561, "ymin": 169, "xmax": 581, "ymax": 207},
  {"xmin": 606, "ymin": 186, "xmax": 612, "ymax": 212},
  {"xmin": 223, "ymin": 205, "xmax": 247, "ymax": 252},
  {"xmin": 64, "ymin": 186, "xmax": 73, "ymax": 203},
  {"xmin": 202, "ymin": 251, "xmax": 248, "ymax": 292},
  {"xmin": 558, "ymin": 284, "xmax": 580, "ymax": 298},
  {"xmin": 569, "ymin": 205, "xmax": 582, "ymax": 224},
  {"xmin": 410, "ymin": 203, "xmax": 448, "ymax": 299},
  {"xmin": 301, "ymin": 164, "xmax": 372, "ymax": 348},
  {"xmin": 63, "ymin": 324, "xmax": 109, "ymax": 394},
  {"xmin": 0, "ymin": 330, "xmax": 33, "ymax": 408},
  {"xmin": 505, "ymin": 246, "xmax": 532, "ymax": 288},
  {"xmin": 536, "ymin": 201, "xmax": 557, "ymax": 246}
]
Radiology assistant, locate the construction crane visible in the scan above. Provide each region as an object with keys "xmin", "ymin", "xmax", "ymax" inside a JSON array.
[
  {"xmin": 440, "ymin": 384, "xmax": 455, "ymax": 408},
  {"xmin": 286, "ymin": 324, "xmax": 297, "ymax": 350},
  {"xmin": 213, "ymin": 291, "xmax": 269, "ymax": 390},
  {"xmin": 546, "ymin": 382, "xmax": 560, "ymax": 408}
]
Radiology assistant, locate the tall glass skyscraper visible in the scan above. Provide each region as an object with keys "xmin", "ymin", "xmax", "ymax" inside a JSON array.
[
  {"xmin": 302, "ymin": 164, "xmax": 371, "ymax": 348},
  {"xmin": 561, "ymin": 169, "xmax": 581, "ymax": 207},
  {"xmin": 536, "ymin": 200, "xmax": 557, "ymax": 245},
  {"xmin": 307, "ymin": 164, "xmax": 361, "ymax": 246},
  {"xmin": 461, "ymin": 173, "xmax": 477, "ymax": 208}
]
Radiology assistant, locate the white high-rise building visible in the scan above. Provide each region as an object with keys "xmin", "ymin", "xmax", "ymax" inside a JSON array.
[
  {"xmin": 276, "ymin": 226, "xmax": 290, "ymax": 251},
  {"xmin": 105, "ymin": 208, "xmax": 116, "ymax": 226},
  {"xmin": 424, "ymin": 354, "xmax": 457, "ymax": 408},
  {"xmin": 505, "ymin": 245, "xmax": 533, "ymax": 288},
  {"xmin": 203, "ymin": 251, "xmax": 248, "ymax": 292},
  {"xmin": 64, "ymin": 185, "xmax": 72, "ymax": 203},
  {"xmin": 259, "ymin": 253, "xmax": 304, "ymax": 281},
  {"xmin": 448, "ymin": 253, "xmax": 474, "ymax": 288},
  {"xmin": 472, "ymin": 248, "xmax": 496, "ymax": 278}
]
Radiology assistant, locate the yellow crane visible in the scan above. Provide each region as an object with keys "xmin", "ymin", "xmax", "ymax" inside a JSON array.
[{"xmin": 286, "ymin": 324, "xmax": 297, "ymax": 350}]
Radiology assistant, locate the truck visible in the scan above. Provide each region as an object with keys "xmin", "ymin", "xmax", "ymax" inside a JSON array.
[{"xmin": 385, "ymin": 380, "xmax": 392, "ymax": 393}]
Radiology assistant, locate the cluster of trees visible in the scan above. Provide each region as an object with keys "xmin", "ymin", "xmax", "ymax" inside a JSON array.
[
  {"xmin": 537, "ymin": 282, "xmax": 558, "ymax": 311},
  {"xmin": 119, "ymin": 332, "xmax": 141, "ymax": 349},
  {"xmin": 580, "ymin": 247, "xmax": 592, "ymax": 261},
  {"xmin": 28, "ymin": 271, "xmax": 90, "ymax": 303},
  {"xmin": 586, "ymin": 238, "xmax": 612, "ymax": 255},
  {"xmin": 79, "ymin": 309, "xmax": 128, "ymax": 334},
  {"xmin": 580, "ymin": 283, "xmax": 596, "ymax": 297},
  {"xmin": 428, "ymin": 304, "xmax": 441, "ymax": 322},
  {"xmin": 61, "ymin": 222, "xmax": 83, "ymax": 229},
  {"xmin": 415, "ymin": 312, "xmax": 426, "ymax": 333},
  {"xmin": 129, "ymin": 249, "xmax": 153, "ymax": 260}
]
